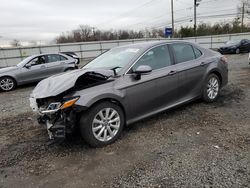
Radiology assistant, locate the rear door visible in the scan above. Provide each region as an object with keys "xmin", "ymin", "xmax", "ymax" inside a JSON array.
[
  {"xmin": 45, "ymin": 54, "xmax": 68, "ymax": 76},
  {"xmin": 170, "ymin": 43, "xmax": 207, "ymax": 101}
]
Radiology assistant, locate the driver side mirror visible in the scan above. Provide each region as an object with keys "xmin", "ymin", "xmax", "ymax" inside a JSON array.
[
  {"xmin": 133, "ymin": 65, "xmax": 152, "ymax": 80},
  {"xmin": 24, "ymin": 64, "xmax": 31, "ymax": 69}
]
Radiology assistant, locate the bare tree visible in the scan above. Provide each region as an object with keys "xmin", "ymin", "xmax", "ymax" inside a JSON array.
[{"xmin": 79, "ymin": 25, "xmax": 92, "ymax": 41}]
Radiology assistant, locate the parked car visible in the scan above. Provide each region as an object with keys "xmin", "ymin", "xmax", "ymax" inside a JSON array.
[
  {"xmin": 0, "ymin": 53, "xmax": 79, "ymax": 91},
  {"xmin": 218, "ymin": 39, "xmax": 250, "ymax": 54},
  {"xmin": 30, "ymin": 41, "xmax": 228, "ymax": 147}
]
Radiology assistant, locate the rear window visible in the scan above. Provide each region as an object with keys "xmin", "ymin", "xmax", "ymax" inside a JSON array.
[{"xmin": 171, "ymin": 43, "xmax": 195, "ymax": 63}]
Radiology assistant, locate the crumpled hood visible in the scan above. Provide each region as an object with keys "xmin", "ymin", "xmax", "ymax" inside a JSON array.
[
  {"xmin": 31, "ymin": 68, "xmax": 114, "ymax": 99},
  {"xmin": 0, "ymin": 66, "xmax": 18, "ymax": 74}
]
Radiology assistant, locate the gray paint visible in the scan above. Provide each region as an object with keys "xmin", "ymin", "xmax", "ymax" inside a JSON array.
[{"xmin": 31, "ymin": 41, "xmax": 228, "ymax": 125}]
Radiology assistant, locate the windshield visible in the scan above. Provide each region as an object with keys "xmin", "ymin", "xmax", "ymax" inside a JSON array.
[
  {"xmin": 226, "ymin": 40, "xmax": 241, "ymax": 45},
  {"xmin": 84, "ymin": 47, "xmax": 141, "ymax": 71},
  {"xmin": 17, "ymin": 56, "xmax": 35, "ymax": 67}
]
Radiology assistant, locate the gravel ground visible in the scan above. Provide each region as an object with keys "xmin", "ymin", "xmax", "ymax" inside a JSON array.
[{"xmin": 0, "ymin": 54, "xmax": 250, "ymax": 188}]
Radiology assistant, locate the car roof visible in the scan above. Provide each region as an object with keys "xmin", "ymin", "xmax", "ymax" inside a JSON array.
[
  {"xmin": 28, "ymin": 53, "xmax": 69, "ymax": 58},
  {"xmin": 113, "ymin": 40, "xmax": 193, "ymax": 51}
]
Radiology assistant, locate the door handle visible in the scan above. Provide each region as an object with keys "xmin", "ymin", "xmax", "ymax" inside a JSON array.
[
  {"xmin": 40, "ymin": 65, "xmax": 46, "ymax": 69},
  {"xmin": 168, "ymin": 70, "xmax": 177, "ymax": 75},
  {"xmin": 200, "ymin": 62, "xmax": 206, "ymax": 66}
]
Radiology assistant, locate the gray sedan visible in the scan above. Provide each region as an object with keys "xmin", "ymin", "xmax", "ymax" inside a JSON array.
[
  {"xmin": 30, "ymin": 41, "xmax": 228, "ymax": 147},
  {"xmin": 0, "ymin": 53, "xmax": 79, "ymax": 91}
]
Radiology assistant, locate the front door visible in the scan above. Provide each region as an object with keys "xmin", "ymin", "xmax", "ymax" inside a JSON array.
[
  {"xmin": 19, "ymin": 55, "xmax": 48, "ymax": 83},
  {"xmin": 123, "ymin": 44, "xmax": 178, "ymax": 122}
]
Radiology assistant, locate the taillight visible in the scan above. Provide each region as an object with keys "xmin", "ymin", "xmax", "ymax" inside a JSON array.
[{"xmin": 220, "ymin": 56, "xmax": 228, "ymax": 64}]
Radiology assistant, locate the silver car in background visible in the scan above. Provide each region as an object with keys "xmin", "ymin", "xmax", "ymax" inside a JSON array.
[{"xmin": 0, "ymin": 53, "xmax": 79, "ymax": 91}]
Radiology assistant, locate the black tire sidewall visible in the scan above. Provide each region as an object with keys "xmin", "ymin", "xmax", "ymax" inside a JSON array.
[
  {"xmin": 202, "ymin": 74, "xmax": 220, "ymax": 103},
  {"xmin": 0, "ymin": 77, "xmax": 16, "ymax": 91},
  {"xmin": 80, "ymin": 101, "xmax": 124, "ymax": 147}
]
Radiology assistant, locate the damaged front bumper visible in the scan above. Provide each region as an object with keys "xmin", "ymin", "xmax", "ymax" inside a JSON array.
[{"xmin": 30, "ymin": 96, "xmax": 79, "ymax": 140}]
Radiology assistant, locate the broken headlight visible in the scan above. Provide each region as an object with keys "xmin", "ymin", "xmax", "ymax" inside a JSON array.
[
  {"xmin": 60, "ymin": 97, "xmax": 80, "ymax": 110},
  {"xmin": 41, "ymin": 97, "xmax": 80, "ymax": 114}
]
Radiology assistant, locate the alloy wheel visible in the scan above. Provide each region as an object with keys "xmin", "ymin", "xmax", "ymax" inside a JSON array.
[
  {"xmin": 0, "ymin": 78, "xmax": 14, "ymax": 91},
  {"xmin": 207, "ymin": 77, "xmax": 219, "ymax": 100},
  {"xmin": 92, "ymin": 108, "xmax": 120, "ymax": 142}
]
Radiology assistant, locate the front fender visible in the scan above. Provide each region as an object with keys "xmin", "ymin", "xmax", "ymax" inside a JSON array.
[{"xmin": 73, "ymin": 83, "xmax": 126, "ymax": 109}]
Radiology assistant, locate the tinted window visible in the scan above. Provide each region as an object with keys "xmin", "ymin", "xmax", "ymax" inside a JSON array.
[
  {"xmin": 47, "ymin": 54, "xmax": 61, "ymax": 63},
  {"xmin": 172, "ymin": 43, "xmax": 195, "ymax": 63},
  {"xmin": 193, "ymin": 47, "xmax": 202, "ymax": 58},
  {"xmin": 132, "ymin": 45, "xmax": 172, "ymax": 71},
  {"xmin": 60, "ymin": 55, "xmax": 68, "ymax": 61}
]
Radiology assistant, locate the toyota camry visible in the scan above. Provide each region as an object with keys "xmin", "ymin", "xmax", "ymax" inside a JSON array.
[{"xmin": 30, "ymin": 41, "xmax": 228, "ymax": 147}]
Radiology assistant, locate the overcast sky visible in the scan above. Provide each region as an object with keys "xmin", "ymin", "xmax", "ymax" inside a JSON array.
[{"xmin": 0, "ymin": 0, "xmax": 241, "ymax": 44}]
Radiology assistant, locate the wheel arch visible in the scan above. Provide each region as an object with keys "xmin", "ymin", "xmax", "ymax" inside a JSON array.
[
  {"xmin": 207, "ymin": 69, "xmax": 223, "ymax": 85},
  {"xmin": 87, "ymin": 98, "xmax": 126, "ymax": 120},
  {"xmin": 0, "ymin": 75, "xmax": 18, "ymax": 85}
]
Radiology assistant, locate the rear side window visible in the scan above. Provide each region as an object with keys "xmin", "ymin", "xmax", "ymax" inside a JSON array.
[
  {"xmin": 193, "ymin": 47, "xmax": 202, "ymax": 58},
  {"xmin": 60, "ymin": 55, "xmax": 68, "ymax": 61},
  {"xmin": 171, "ymin": 43, "xmax": 195, "ymax": 63},
  {"xmin": 132, "ymin": 45, "xmax": 172, "ymax": 71},
  {"xmin": 47, "ymin": 54, "xmax": 61, "ymax": 63}
]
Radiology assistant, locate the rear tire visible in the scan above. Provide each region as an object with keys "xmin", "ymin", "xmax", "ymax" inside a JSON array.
[
  {"xmin": 80, "ymin": 101, "xmax": 124, "ymax": 147},
  {"xmin": 0, "ymin": 77, "xmax": 16, "ymax": 91},
  {"xmin": 202, "ymin": 74, "xmax": 220, "ymax": 103}
]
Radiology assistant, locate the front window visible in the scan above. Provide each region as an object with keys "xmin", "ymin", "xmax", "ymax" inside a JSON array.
[
  {"xmin": 132, "ymin": 45, "xmax": 172, "ymax": 71},
  {"xmin": 84, "ymin": 47, "xmax": 141, "ymax": 71},
  {"xmin": 26, "ymin": 56, "xmax": 45, "ymax": 66}
]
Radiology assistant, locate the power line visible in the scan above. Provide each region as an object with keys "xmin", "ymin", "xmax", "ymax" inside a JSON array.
[
  {"xmin": 152, "ymin": 12, "xmax": 240, "ymax": 29},
  {"xmin": 95, "ymin": 0, "xmax": 160, "ymax": 28}
]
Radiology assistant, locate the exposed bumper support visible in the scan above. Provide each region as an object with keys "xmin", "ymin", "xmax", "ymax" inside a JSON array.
[{"xmin": 38, "ymin": 110, "xmax": 76, "ymax": 141}]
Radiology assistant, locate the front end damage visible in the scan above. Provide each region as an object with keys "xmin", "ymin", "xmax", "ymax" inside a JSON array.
[
  {"xmin": 30, "ymin": 69, "xmax": 114, "ymax": 141},
  {"xmin": 31, "ymin": 97, "xmax": 79, "ymax": 140}
]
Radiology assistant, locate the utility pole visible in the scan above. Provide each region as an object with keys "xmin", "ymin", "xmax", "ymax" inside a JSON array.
[
  {"xmin": 171, "ymin": 0, "xmax": 174, "ymax": 38},
  {"xmin": 92, "ymin": 27, "xmax": 96, "ymax": 40},
  {"xmin": 194, "ymin": 0, "xmax": 197, "ymax": 37},
  {"xmin": 241, "ymin": 2, "xmax": 245, "ymax": 32}
]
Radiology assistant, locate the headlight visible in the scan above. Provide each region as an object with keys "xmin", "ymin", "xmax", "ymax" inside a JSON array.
[
  {"xmin": 60, "ymin": 97, "xmax": 80, "ymax": 110},
  {"xmin": 41, "ymin": 97, "xmax": 79, "ymax": 114}
]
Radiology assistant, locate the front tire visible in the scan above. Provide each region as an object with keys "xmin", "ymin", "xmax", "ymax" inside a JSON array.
[
  {"xmin": 80, "ymin": 101, "xmax": 124, "ymax": 147},
  {"xmin": 0, "ymin": 77, "xmax": 16, "ymax": 91},
  {"xmin": 202, "ymin": 74, "xmax": 220, "ymax": 103}
]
